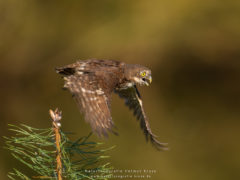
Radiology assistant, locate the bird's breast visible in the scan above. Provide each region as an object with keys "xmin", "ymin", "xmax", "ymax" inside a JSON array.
[{"xmin": 115, "ymin": 81, "xmax": 134, "ymax": 90}]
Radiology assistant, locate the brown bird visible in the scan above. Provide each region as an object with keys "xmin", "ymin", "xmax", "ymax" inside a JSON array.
[{"xmin": 56, "ymin": 59, "xmax": 168, "ymax": 150}]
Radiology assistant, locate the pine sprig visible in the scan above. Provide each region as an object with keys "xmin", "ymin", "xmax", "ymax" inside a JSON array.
[{"xmin": 4, "ymin": 109, "xmax": 113, "ymax": 180}]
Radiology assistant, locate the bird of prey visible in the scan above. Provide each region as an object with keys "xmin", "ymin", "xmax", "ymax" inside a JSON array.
[{"xmin": 56, "ymin": 59, "xmax": 167, "ymax": 150}]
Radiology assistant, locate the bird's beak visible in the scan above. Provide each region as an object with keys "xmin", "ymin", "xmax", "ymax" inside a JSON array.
[
  {"xmin": 149, "ymin": 76, "xmax": 152, "ymax": 83},
  {"xmin": 145, "ymin": 76, "xmax": 152, "ymax": 86}
]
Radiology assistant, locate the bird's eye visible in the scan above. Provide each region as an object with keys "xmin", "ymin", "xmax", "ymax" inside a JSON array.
[{"xmin": 140, "ymin": 72, "xmax": 146, "ymax": 77}]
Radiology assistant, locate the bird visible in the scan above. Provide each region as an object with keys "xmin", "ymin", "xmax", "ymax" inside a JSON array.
[{"xmin": 56, "ymin": 59, "xmax": 168, "ymax": 150}]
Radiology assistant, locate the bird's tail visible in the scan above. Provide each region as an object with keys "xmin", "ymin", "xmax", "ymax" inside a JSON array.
[{"xmin": 55, "ymin": 67, "xmax": 75, "ymax": 75}]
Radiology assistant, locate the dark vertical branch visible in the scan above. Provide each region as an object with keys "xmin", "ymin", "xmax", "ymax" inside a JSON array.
[{"xmin": 49, "ymin": 108, "xmax": 62, "ymax": 180}]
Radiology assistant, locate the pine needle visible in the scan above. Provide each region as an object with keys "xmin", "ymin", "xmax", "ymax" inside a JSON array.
[{"xmin": 4, "ymin": 108, "xmax": 113, "ymax": 180}]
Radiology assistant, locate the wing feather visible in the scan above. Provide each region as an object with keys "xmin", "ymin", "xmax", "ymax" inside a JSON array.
[
  {"xmin": 60, "ymin": 71, "xmax": 115, "ymax": 137},
  {"xmin": 115, "ymin": 86, "xmax": 168, "ymax": 150}
]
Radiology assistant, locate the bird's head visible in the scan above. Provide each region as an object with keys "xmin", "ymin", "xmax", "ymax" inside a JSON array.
[{"xmin": 125, "ymin": 64, "xmax": 152, "ymax": 86}]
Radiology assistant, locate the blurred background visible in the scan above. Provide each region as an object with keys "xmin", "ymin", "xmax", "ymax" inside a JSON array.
[{"xmin": 1, "ymin": 0, "xmax": 240, "ymax": 179}]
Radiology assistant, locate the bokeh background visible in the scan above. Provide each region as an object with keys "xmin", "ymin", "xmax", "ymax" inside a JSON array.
[{"xmin": 1, "ymin": 0, "xmax": 240, "ymax": 179}]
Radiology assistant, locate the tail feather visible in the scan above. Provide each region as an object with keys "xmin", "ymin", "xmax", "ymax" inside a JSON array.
[{"xmin": 55, "ymin": 67, "xmax": 75, "ymax": 75}]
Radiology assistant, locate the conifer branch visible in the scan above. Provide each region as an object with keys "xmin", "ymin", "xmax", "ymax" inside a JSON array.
[
  {"xmin": 4, "ymin": 108, "xmax": 113, "ymax": 179},
  {"xmin": 49, "ymin": 108, "xmax": 62, "ymax": 180}
]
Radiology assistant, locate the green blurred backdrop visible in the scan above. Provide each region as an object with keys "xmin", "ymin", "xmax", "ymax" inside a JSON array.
[{"xmin": 1, "ymin": 0, "xmax": 240, "ymax": 179}]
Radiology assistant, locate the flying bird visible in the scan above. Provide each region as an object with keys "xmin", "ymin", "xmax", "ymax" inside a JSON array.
[{"xmin": 56, "ymin": 59, "xmax": 168, "ymax": 150}]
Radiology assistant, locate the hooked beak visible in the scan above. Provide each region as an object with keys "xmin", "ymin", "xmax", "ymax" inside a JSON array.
[{"xmin": 145, "ymin": 75, "xmax": 152, "ymax": 86}]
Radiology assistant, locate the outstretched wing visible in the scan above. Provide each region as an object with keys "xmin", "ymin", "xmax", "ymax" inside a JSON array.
[
  {"xmin": 56, "ymin": 65, "xmax": 117, "ymax": 137},
  {"xmin": 115, "ymin": 85, "xmax": 168, "ymax": 150}
]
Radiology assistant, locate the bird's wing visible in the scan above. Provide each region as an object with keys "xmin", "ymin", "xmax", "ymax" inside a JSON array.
[
  {"xmin": 115, "ymin": 85, "xmax": 168, "ymax": 150},
  {"xmin": 56, "ymin": 66, "xmax": 117, "ymax": 137}
]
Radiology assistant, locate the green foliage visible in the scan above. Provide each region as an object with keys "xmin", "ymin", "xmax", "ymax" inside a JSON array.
[{"xmin": 4, "ymin": 124, "xmax": 113, "ymax": 180}]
